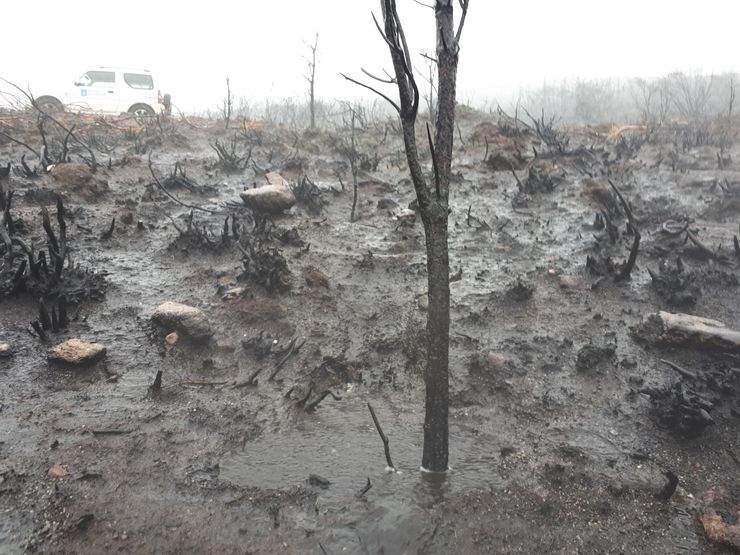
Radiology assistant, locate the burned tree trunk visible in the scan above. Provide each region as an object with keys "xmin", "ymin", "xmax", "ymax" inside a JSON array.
[{"xmin": 344, "ymin": 0, "xmax": 468, "ymax": 472}]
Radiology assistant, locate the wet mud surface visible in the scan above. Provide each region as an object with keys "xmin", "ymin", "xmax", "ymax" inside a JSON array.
[{"xmin": 2, "ymin": 110, "xmax": 740, "ymax": 553}]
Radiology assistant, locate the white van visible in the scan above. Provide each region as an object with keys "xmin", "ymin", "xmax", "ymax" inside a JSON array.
[{"xmin": 36, "ymin": 67, "xmax": 171, "ymax": 117}]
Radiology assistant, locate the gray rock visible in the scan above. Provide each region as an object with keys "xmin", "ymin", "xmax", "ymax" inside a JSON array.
[
  {"xmin": 152, "ymin": 302, "xmax": 213, "ymax": 340},
  {"xmin": 48, "ymin": 338, "xmax": 106, "ymax": 365},
  {"xmin": 240, "ymin": 172, "xmax": 295, "ymax": 214}
]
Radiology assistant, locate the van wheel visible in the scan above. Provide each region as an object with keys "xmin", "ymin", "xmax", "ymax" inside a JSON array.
[
  {"xmin": 35, "ymin": 96, "xmax": 64, "ymax": 113},
  {"xmin": 129, "ymin": 104, "xmax": 155, "ymax": 117}
]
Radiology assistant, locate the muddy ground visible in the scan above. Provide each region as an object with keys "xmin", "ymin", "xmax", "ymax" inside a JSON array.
[{"xmin": 2, "ymin": 107, "xmax": 740, "ymax": 554}]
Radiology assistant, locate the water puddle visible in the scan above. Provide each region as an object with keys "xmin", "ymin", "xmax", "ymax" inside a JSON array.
[{"xmin": 220, "ymin": 397, "xmax": 503, "ymax": 505}]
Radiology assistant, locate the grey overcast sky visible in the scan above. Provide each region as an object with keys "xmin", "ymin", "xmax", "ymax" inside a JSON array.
[{"xmin": 2, "ymin": 0, "xmax": 737, "ymax": 112}]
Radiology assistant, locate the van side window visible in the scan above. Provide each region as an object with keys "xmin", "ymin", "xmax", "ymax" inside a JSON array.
[
  {"xmin": 84, "ymin": 71, "xmax": 116, "ymax": 85},
  {"xmin": 124, "ymin": 73, "xmax": 154, "ymax": 90}
]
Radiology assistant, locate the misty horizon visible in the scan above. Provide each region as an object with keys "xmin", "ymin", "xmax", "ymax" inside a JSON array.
[{"xmin": 2, "ymin": 0, "xmax": 737, "ymax": 117}]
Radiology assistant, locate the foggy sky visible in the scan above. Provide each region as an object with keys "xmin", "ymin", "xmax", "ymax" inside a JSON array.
[{"xmin": 2, "ymin": 0, "xmax": 737, "ymax": 113}]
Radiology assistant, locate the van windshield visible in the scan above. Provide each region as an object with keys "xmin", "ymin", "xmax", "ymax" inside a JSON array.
[{"xmin": 124, "ymin": 73, "xmax": 154, "ymax": 90}]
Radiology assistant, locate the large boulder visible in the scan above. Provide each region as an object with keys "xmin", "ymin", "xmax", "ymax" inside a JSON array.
[
  {"xmin": 240, "ymin": 172, "xmax": 295, "ymax": 215},
  {"xmin": 48, "ymin": 338, "xmax": 106, "ymax": 365},
  {"xmin": 152, "ymin": 302, "xmax": 213, "ymax": 340}
]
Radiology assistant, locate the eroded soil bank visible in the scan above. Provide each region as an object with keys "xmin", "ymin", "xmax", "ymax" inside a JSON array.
[{"xmin": 2, "ymin": 108, "xmax": 740, "ymax": 553}]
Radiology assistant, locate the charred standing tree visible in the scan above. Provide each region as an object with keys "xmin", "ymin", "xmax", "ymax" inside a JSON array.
[
  {"xmin": 344, "ymin": 0, "xmax": 469, "ymax": 472},
  {"xmin": 223, "ymin": 76, "xmax": 233, "ymax": 129},
  {"xmin": 304, "ymin": 33, "xmax": 319, "ymax": 130}
]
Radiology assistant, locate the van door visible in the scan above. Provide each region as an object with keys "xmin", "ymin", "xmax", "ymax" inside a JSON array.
[
  {"xmin": 122, "ymin": 72, "xmax": 156, "ymax": 111},
  {"xmin": 73, "ymin": 70, "xmax": 119, "ymax": 113}
]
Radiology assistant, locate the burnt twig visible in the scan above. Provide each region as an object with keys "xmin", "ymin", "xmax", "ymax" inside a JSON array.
[
  {"xmin": 148, "ymin": 370, "xmax": 163, "ymax": 397},
  {"xmin": 660, "ymin": 359, "xmax": 698, "ymax": 380},
  {"xmin": 101, "ymin": 218, "xmax": 115, "ymax": 240},
  {"xmin": 269, "ymin": 337, "xmax": 305, "ymax": 381},
  {"xmin": 305, "ymin": 390, "xmax": 341, "ymax": 412},
  {"xmin": 686, "ymin": 229, "xmax": 727, "ymax": 262},
  {"xmin": 355, "ymin": 477, "xmax": 372, "ymax": 499},
  {"xmin": 30, "ymin": 320, "xmax": 48, "ymax": 341},
  {"xmin": 655, "ymin": 470, "xmax": 679, "ymax": 502},
  {"xmin": 609, "ymin": 180, "xmax": 640, "ymax": 280},
  {"xmin": 367, "ymin": 402, "xmax": 395, "ymax": 470}
]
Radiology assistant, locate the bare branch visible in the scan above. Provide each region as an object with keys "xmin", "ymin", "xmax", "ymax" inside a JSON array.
[
  {"xmin": 0, "ymin": 130, "xmax": 42, "ymax": 160},
  {"xmin": 456, "ymin": 0, "xmax": 470, "ymax": 43},
  {"xmin": 361, "ymin": 67, "xmax": 396, "ymax": 84},
  {"xmin": 340, "ymin": 73, "xmax": 401, "ymax": 114}
]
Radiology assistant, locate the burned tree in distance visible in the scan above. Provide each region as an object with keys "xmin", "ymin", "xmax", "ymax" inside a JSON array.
[
  {"xmin": 304, "ymin": 33, "xmax": 319, "ymax": 130},
  {"xmin": 344, "ymin": 0, "xmax": 469, "ymax": 472}
]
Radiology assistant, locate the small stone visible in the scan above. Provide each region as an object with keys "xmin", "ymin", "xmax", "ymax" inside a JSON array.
[
  {"xmin": 165, "ymin": 332, "xmax": 179, "ymax": 345},
  {"xmin": 217, "ymin": 274, "xmax": 237, "ymax": 286},
  {"xmin": 0, "ymin": 342, "xmax": 12, "ymax": 358},
  {"xmin": 48, "ymin": 338, "xmax": 106, "ymax": 365},
  {"xmin": 215, "ymin": 340, "xmax": 236, "ymax": 353},
  {"xmin": 701, "ymin": 508, "xmax": 740, "ymax": 550},
  {"xmin": 506, "ymin": 277, "xmax": 535, "ymax": 301},
  {"xmin": 221, "ymin": 287, "xmax": 247, "ymax": 301},
  {"xmin": 152, "ymin": 302, "xmax": 213, "ymax": 340},
  {"xmin": 377, "ymin": 198, "xmax": 398, "ymax": 210},
  {"xmin": 483, "ymin": 351, "xmax": 509, "ymax": 370},
  {"xmin": 304, "ymin": 268, "xmax": 329, "ymax": 288},
  {"xmin": 558, "ymin": 275, "xmax": 579, "ymax": 289},
  {"xmin": 575, "ymin": 343, "xmax": 617, "ymax": 373},
  {"xmin": 120, "ymin": 211, "xmax": 134, "ymax": 225},
  {"xmin": 395, "ymin": 208, "xmax": 416, "ymax": 225},
  {"xmin": 470, "ymin": 351, "xmax": 510, "ymax": 374},
  {"xmin": 308, "ymin": 474, "xmax": 331, "ymax": 489},
  {"xmin": 47, "ymin": 465, "xmax": 68, "ymax": 479}
]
